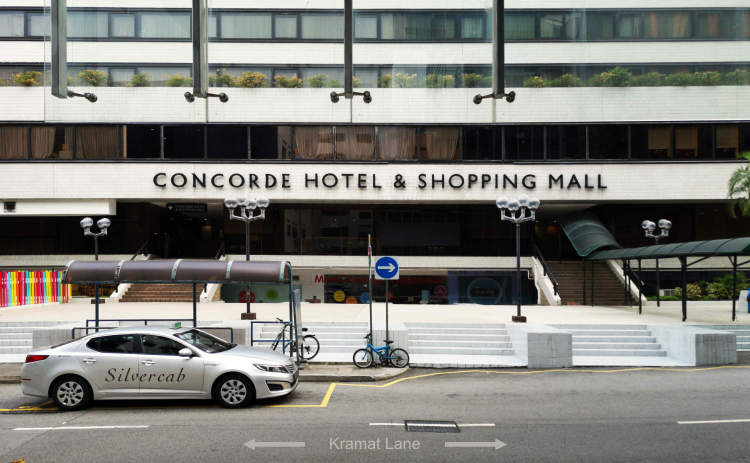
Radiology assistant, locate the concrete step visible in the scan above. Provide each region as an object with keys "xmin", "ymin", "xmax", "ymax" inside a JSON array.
[
  {"xmin": 0, "ymin": 322, "xmax": 59, "ymax": 327},
  {"xmin": 408, "ymin": 328, "xmax": 508, "ymax": 335},
  {"xmin": 567, "ymin": 330, "xmax": 651, "ymax": 336},
  {"xmin": 573, "ymin": 342, "xmax": 662, "ymax": 350},
  {"xmin": 572, "ymin": 349, "xmax": 667, "ymax": 357},
  {"xmin": 314, "ymin": 345, "xmax": 364, "ymax": 353},
  {"xmin": 0, "ymin": 346, "xmax": 34, "ymax": 354},
  {"xmin": 0, "ymin": 327, "xmax": 37, "ymax": 334},
  {"xmin": 406, "ymin": 323, "xmax": 506, "ymax": 329},
  {"xmin": 573, "ymin": 336, "xmax": 657, "ymax": 343},
  {"xmin": 553, "ymin": 324, "xmax": 648, "ymax": 330},
  {"xmin": 408, "ymin": 346, "xmax": 516, "ymax": 356},
  {"xmin": 409, "ymin": 340, "xmax": 513, "ymax": 348},
  {"xmin": 409, "ymin": 333, "xmax": 511, "ymax": 341},
  {"xmin": 0, "ymin": 339, "xmax": 31, "ymax": 346}
]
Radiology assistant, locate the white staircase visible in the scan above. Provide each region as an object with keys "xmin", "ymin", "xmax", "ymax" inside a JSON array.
[
  {"xmin": 253, "ymin": 322, "xmax": 367, "ymax": 362},
  {"xmin": 706, "ymin": 326, "xmax": 750, "ymax": 351},
  {"xmin": 552, "ymin": 324, "xmax": 673, "ymax": 366},
  {"xmin": 0, "ymin": 322, "xmax": 59, "ymax": 363},
  {"xmin": 406, "ymin": 323, "xmax": 523, "ymax": 368}
]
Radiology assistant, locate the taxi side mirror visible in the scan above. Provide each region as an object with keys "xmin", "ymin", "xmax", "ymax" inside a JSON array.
[{"xmin": 178, "ymin": 348, "xmax": 193, "ymax": 357}]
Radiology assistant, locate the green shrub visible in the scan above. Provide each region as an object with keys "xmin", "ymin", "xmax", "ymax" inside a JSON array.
[
  {"xmin": 235, "ymin": 71, "xmax": 267, "ymax": 88},
  {"xmin": 0, "ymin": 77, "xmax": 7, "ymax": 86},
  {"xmin": 353, "ymin": 76, "xmax": 361, "ymax": 88},
  {"xmin": 78, "ymin": 70, "xmax": 108, "ymax": 87},
  {"xmin": 707, "ymin": 273, "xmax": 748, "ymax": 300},
  {"xmin": 461, "ymin": 73, "xmax": 483, "ymax": 88},
  {"xmin": 165, "ymin": 74, "xmax": 192, "ymax": 87},
  {"xmin": 694, "ymin": 71, "xmax": 722, "ymax": 86},
  {"xmin": 305, "ymin": 74, "xmax": 329, "ymax": 88},
  {"xmin": 273, "ymin": 74, "xmax": 303, "ymax": 88},
  {"xmin": 523, "ymin": 75, "xmax": 546, "ymax": 88},
  {"xmin": 127, "ymin": 72, "xmax": 151, "ymax": 87},
  {"xmin": 378, "ymin": 74, "xmax": 392, "ymax": 88},
  {"xmin": 393, "ymin": 72, "xmax": 417, "ymax": 88},
  {"xmin": 589, "ymin": 66, "xmax": 632, "ymax": 87},
  {"xmin": 664, "ymin": 72, "xmax": 697, "ymax": 86},
  {"xmin": 425, "ymin": 73, "xmax": 456, "ymax": 88},
  {"xmin": 630, "ymin": 72, "xmax": 665, "ymax": 87},
  {"xmin": 548, "ymin": 73, "xmax": 581, "ymax": 87},
  {"xmin": 721, "ymin": 69, "xmax": 750, "ymax": 85},
  {"xmin": 646, "ymin": 295, "xmax": 681, "ymax": 301},
  {"xmin": 329, "ymin": 79, "xmax": 342, "ymax": 87},
  {"xmin": 14, "ymin": 70, "xmax": 42, "ymax": 87},
  {"xmin": 673, "ymin": 283, "xmax": 703, "ymax": 300},
  {"xmin": 209, "ymin": 69, "xmax": 235, "ymax": 88}
]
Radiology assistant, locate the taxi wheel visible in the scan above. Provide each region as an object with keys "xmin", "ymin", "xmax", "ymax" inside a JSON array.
[
  {"xmin": 51, "ymin": 375, "xmax": 92, "ymax": 411},
  {"xmin": 214, "ymin": 374, "xmax": 255, "ymax": 408}
]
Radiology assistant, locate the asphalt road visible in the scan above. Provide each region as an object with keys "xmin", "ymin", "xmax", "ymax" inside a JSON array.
[{"xmin": 2, "ymin": 366, "xmax": 750, "ymax": 463}]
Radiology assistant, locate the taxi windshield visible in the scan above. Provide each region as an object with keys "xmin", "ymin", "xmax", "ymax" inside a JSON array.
[{"xmin": 174, "ymin": 329, "xmax": 235, "ymax": 353}]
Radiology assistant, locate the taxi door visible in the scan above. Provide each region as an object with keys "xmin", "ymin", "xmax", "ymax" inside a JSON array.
[
  {"xmin": 79, "ymin": 334, "xmax": 140, "ymax": 398},
  {"xmin": 138, "ymin": 335, "xmax": 205, "ymax": 396}
]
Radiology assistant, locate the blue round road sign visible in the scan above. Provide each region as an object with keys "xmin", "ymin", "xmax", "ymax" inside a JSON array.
[{"xmin": 375, "ymin": 256, "xmax": 399, "ymax": 280}]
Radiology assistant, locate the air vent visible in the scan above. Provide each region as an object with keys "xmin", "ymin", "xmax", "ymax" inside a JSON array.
[{"xmin": 3, "ymin": 201, "xmax": 16, "ymax": 213}]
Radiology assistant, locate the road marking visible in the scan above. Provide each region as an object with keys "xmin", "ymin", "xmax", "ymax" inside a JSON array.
[
  {"xmin": 369, "ymin": 423, "xmax": 402, "ymax": 426},
  {"xmin": 369, "ymin": 422, "xmax": 495, "ymax": 427},
  {"xmin": 678, "ymin": 419, "xmax": 750, "ymax": 425},
  {"xmin": 14, "ymin": 425, "xmax": 149, "ymax": 431},
  {"xmin": 445, "ymin": 439, "xmax": 506, "ymax": 450},
  {"xmin": 244, "ymin": 439, "xmax": 306, "ymax": 450}
]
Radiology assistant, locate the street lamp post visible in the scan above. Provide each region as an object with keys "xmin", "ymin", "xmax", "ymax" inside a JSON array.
[
  {"xmin": 641, "ymin": 219, "xmax": 672, "ymax": 307},
  {"xmin": 496, "ymin": 195, "xmax": 540, "ymax": 323},
  {"xmin": 224, "ymin": 198, "xmax": 270, "ymax": 320},
  {"xmin": 80, "ymin": 217, "xmax": 111, "ymax": 330}
]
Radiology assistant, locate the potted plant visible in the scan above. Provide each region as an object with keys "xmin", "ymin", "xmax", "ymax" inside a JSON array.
[
  {"xmin": 128, "ymin": 72, "xmax": 151, "ymax": 87},
  {"xmin": 235, "ymin": 71, "xmax": 267, "ymax": 88},
  {"xmin": 378, "ymin": 74, "xmax": 393, "ymax": 88},
  {"xmin": 664, "ymin": 72, "xmax": 698, "ymax": 86},
  {"xmin": 78, "ymin": 69, "xmax": 108, "ymax": 87},
  {"xmin": 426, "ymin": 73, "xmax": 456, "ymax": 88},
  {"xmin": 209, "ymin": 68, "xmax": 235, "ymax": 88},
  {"xmin": 393, "ymin": 72, "xmax": 417, "ymax": 88},
  {"xmin": 523, "ymin": 75, "xmax": 546, "ymax": 88},
  {"xmin": 721, "ymin": 69, "xmax": 750, "ymax": 85},
  {"xmin": 14, "ymin": 70, "xmax": 42, "ymax": 87},
  {"xmin": 305, "ymin": 74, "xmax": 329, "ymax": 88},
  {"xmin": 273, "ymin": 74, "xmax": 303, "ymax": 88},
  {"xmin": 165, "ymin": 74, "xmax": 192, "ymax": 87},
  {"xmin": 630, "ymin": 71, "xmax": 664, "ymax": 87},
  {"xmin": 548, "ymin": 73, "xmax": 581, "ymax": 87}
]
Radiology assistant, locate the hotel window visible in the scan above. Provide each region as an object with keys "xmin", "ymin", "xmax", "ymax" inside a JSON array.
[
  {"xmin": 695, "ymin": 12, "xmax": 723, "ymax": 38},
  {"xmin": 715, "ymin": 125, "xmax": 740, "ymax": 159},
  {"xmin": 740, "ymin": 124, "xmax": 750, "ymax": 153},
  {"xmin": 164, "ymin": 125, "xmax": 204, "ymax": 159},
  {"xmin": 505, "ymin": 13, "xmax": 535, "ymax": 39},
  {"xmin": 111, "ymin": 13, "xmax": 136, "ymax": 38},
  {"xmin": 380, "ymin": 13, "xmax": 430, "ymax": 40},
  {"xmin": 31, "ymin": 126, "xmax": 74, "ymax": 159},
  {"xmin": 585, "ymin": 12, "xmax": 615, "ymax": 40},
  {"xmin": 421, "ymin": 127, "xmax": 460, "ymax": 160},
  {"xmin": 208, "ymin": 14, "xmax": 217, "ymax": 38},
  {"xmin": 547, "ymin": 125, "xmax": 586, "ymax": 160},
  {"xmin": 110, "ymin": 68, "xmax": 135, "ymax": 87},
  {"xmin": 631, "ymin": 125, "xmax": 671, "ymax": 158},
  {"xmin": 293, "ymin": 126, "xmax": 333, "ymax": 160},
  {"xmin": 377, "ymin": 127, "xmax": 418, "ymax": 160},
  {"xmin": 354, "ymin": 14, "xmax": 378, "ymax": 39},
  {"xmin": 462, "ymin": 127, "xmax": 500, "ymax": 160},
  {"xmin": 68, "ymin": 11, "xmax": 109, "ymax": 38},
  {"xmin": 461, "ymin": 15, "xmax": 485, "ymax": 39},
  {"xmin": 75, "ymin": 126, "xmax": 123, "ymax": 160},
  {"xmin": 431, "ymin": 14, "xmax": 456, "ymax": 40},
  {"xmin": 505, "ymin": 126, "xmax": 544, "ymax": 160},
  {"xmin": 674, "ymin": 126, "xmax": 711, "ymax": 159},
  {"xmin": 26, "ymin": 12, "xmax": 46, "ymax": 37},
  {"xmin": 301, "ymin": 14, "xmax": 343, "ymax": 40},
  {"xmin": 643, "ymin": 12, "xmax": 691, "ymax": 39},
  {"xmin": 274, "ymin": 14, "xmax": 298, "ymax": 39},
  {"xmin": 220, "ymin": 13, "xmax": 272, "ymax": 39},
  {"xmin": 733, "ymin": 11, "xmax": 750, "ymax": 39},
  {"xmin": 616, "ymin": 14, "xmax": 642, "ymax": 38},
  {"xmin": 335, "ymin": 127, "xmax": 375, "ymax": 161},
  {"xmin": 589, "ymin": 125, "xmax": 628, "ymax": 159},
  {"xmin": 125, "ymin": 125, "xmax": 161, "ymax": 158},
  {"xmin": 0, "ymin": 11, "xmax": 25, "ymax": 37},
  {"xmin": 139, "ymin": 12, "xmax": 190, "ymax": 39},
  {"xmin": 208, "ymin": 125, "xmax": 249, "ymax": 159},
  {"xmin": 354, "ymin": 68, "xmax": 378, "ymax": 88},
  {"xmin": 0, "ymin": 126, "xmax": 28, "ymax": 159}
]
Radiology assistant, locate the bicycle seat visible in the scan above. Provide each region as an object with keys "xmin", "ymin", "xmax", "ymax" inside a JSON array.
[
  {"xmin": 384, "ymin": 340, "xmax": 394, "ymax": 345},
  {"xmin": 301, "ymin": 327, "xmax": 308, "ymax": 332}
]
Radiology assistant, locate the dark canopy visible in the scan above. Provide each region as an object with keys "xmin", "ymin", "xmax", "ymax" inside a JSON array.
[
  {"xmin": 63, "ymin": 259, "xmax": 290, "ymax": 284},
  {"xmin": 587, "ymin": 237, "xmax": 750, "ymax": 261},
  {"xmin": 561, "ymin": 212, "xmax": 621, "ymax": 257}
]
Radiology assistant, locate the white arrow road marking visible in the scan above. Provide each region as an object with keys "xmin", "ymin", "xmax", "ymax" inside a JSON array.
[
  {"xmin": 14, "ymin": 425, "xmax": 149, "ymax": 431},
  {"xmin": 445, "ymin": 440, "xmax": 507, "ymax": 450},
  {"xmin": 678, "ymin": 419, "xmax": 750, "ymax": 425},
  {"xmin": 377, "ymin": 264, "xmax": 396, "ymax": 272},
  {"xmin": 244, "ymin": 439, "xmax": 306, "ymax": 450}
]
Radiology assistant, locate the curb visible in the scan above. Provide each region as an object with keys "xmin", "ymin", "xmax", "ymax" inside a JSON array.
[
  {"xmin": 299, "ymin": 367, "xmax": 410, "ymax": 383},
  {"xmin": 0, "ymin": 377, "xmax": 21, "ymax": 384}
]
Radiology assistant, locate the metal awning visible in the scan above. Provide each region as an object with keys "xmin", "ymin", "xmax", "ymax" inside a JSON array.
[
  {"xmin": 587, "ymin": 237, "xmax": 750, "ymax": 261},
  {"xmin": 63, "ymin": 259, "xmax": 290, "ymax": 284},
  {"xmin": 560, "ymin": 212, "xmax": 621, "ymax": 257}
]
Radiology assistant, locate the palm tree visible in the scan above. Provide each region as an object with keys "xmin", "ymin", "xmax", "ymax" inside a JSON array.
[{"xmin": 728, "ymin": 152, "xmax": 750, "ymax": 217}]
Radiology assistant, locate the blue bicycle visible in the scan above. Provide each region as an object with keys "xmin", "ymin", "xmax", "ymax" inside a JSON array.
[{"xmin": 353, "ymin": 334, "xmax": 409, "ymax": 368}]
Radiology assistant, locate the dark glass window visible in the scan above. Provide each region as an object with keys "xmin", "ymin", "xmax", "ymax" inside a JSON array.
[
  {"xmin": 208, "ymin": 125, "xmax": 248, "ymax": 159},
  {"xmin": 616, "ymin": 14, "xmax": 643, "ymax": 38},
  {"xmin": 547, "ymin": 125, "xmax": 586, "ymax": 159},
  {"xmin": 220, "ymin": 13, "xmax": 271, "ymax": 39},
  {"xmin": 0, "ymin": 11, "xmax": 25, "ymax": 37},
  {"xmin": 586, "ymin": 12, "xmax": 615, "ymax": 40},
  {"xmin": 505, "ymin": 13, "xmax": 535, "ymax": 39},
  {"xmin": 461, "ymin": 14, "xmax": 485, "ymax": 39},
  {"xmin": 462, "ymin": 127, "xmax": 500, "ymax": 160},
  {"xmin": 68, "ymin": 11, "xmax": 108, "ymax": 38},
  {"xmin": 301, "ymin": 13, "xmax": 343, "ymax": 39},
  {"xmin": 432, "ymin": 14, "xmax": 456, "ymax": 40},
  {"xmin": 695, "ymin": 12, "xmax": 724, "ymax": 38},
  {"xmin": 87, "ymin": 335, "xmax": 138, "ymax": 354},
  {"xmin": 380, "ymin": 13, "xmax": 430, "ymax": 40},
  {"xmin": 274, "ymin": 14, "xmax": 298, "ymax": 39},
  {"xmin": 251, "ymin": 126, "xmax": 280, "ymax": 159},
  {"xmin": 740, "ymin": 124, "xmax": 750, "ymax": 154},
  {"xmin": 139, "ymin": 12, "xmax": 190, "ymax": 39},
  {"xmin": 355, "ymin": 14, "xmax": 378, "ymax": 39},
  {"xmin": 505, "ymin": 126, "xmax": 544, "ymax": 160},
  {"xmin": 141, "ymin": 335, "xmax": 187, "ymax": 356},
  {"xmin": 631, "ymin": 125, "xmax": 671, "ymax": 159},
  {"xmin": 589, "ymin": 125, "xmax": 628, "ymax": 159},
  {"xmin": 643, "ymin": 12, "xmax": 691, "ymax": 39},
  {"xmin": 715, "ymin": 125, "xmax": 740, "ymax": 159},
  {"xmin": 111, "ymin": 13, "xmax": 136, "ymax": 38},
  {"xmin": 164, "ymin": 125, "xmax": 205, "ymax": 159},
  {"xmin": 126, "ymin": 125, "xmax": 161, "ymax": 158},
  {"xmin": 674, "ymin": 126, "xmax": 712, "ymax": 159}
]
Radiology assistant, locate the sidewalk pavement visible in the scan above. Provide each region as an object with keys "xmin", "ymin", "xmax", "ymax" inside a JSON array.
[
  {"xmin": 2, "ymin": 300, "xmax": 749, "ymax": 326},
  {"xmin": 0, "ymin": 363, "xmax": 409, "ymax": 384}
]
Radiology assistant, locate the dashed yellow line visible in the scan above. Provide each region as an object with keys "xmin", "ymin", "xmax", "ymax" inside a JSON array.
[{"xmin": 267, "ymin": 365, "xmax": 750, "ymax": 408}]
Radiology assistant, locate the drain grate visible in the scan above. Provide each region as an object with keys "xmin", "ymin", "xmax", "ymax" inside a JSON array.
[{"xmin": 404, "ymin": 420, "xmax": 460, "ymax": 433}]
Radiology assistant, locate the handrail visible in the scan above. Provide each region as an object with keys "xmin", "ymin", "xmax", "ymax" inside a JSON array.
[
  {"xmin": 623, "ymin": 265, "xmax": 647, "ymax": 295},
  {"xmin": 214, "ymin": 241, "xmax": 226, "ymax": 260},
  {"xmin": 532, "ymin": 243, "xmax": 559, "ymax": 296},
  {"xmin": 130, "ymin": 234, "xmax": 158, "ymax": 261}
]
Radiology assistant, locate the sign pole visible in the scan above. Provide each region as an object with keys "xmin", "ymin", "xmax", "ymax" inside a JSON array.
[
  {"xmin": 368, "ymin": 234, "xmax": 373, "ymax": 341},
  {"xmin": 385, "ymin": 279, "xmax": 389, "ymax": 345}
]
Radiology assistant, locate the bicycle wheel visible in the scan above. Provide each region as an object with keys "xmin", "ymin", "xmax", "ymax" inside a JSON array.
[
  {"xmin": 300, "ymin": 335, "xmax": 320, "ymax": 360},
  {"xmin": 353, "ymin": 348, "xmax": 373, "ymax": 368},
  {"xmin": 389, "ymin": 348, "xmax": 409, "ymax": 368}
]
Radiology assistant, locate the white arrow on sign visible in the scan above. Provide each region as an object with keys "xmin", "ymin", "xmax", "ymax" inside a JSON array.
[
  {"xmin": 244, "ymin": 439, "xmax": 306, "ymax": 450},
  {"xmin": 444, "ymin": 439, "xmax": 507, "ymax": 450},
  {"xmin": 377, "ymin": 263, "xmax": 396, "ymax": 272}
]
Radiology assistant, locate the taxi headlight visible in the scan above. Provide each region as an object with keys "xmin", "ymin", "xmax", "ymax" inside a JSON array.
[{"xmin": 254, "ymin": 364, "xmax": 288, "ymax": 373}]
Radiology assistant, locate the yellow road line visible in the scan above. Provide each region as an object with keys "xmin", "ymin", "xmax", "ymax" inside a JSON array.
[{"xmin": 267, "ymin": 365, "xmax": 750, "ymax": 408}]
